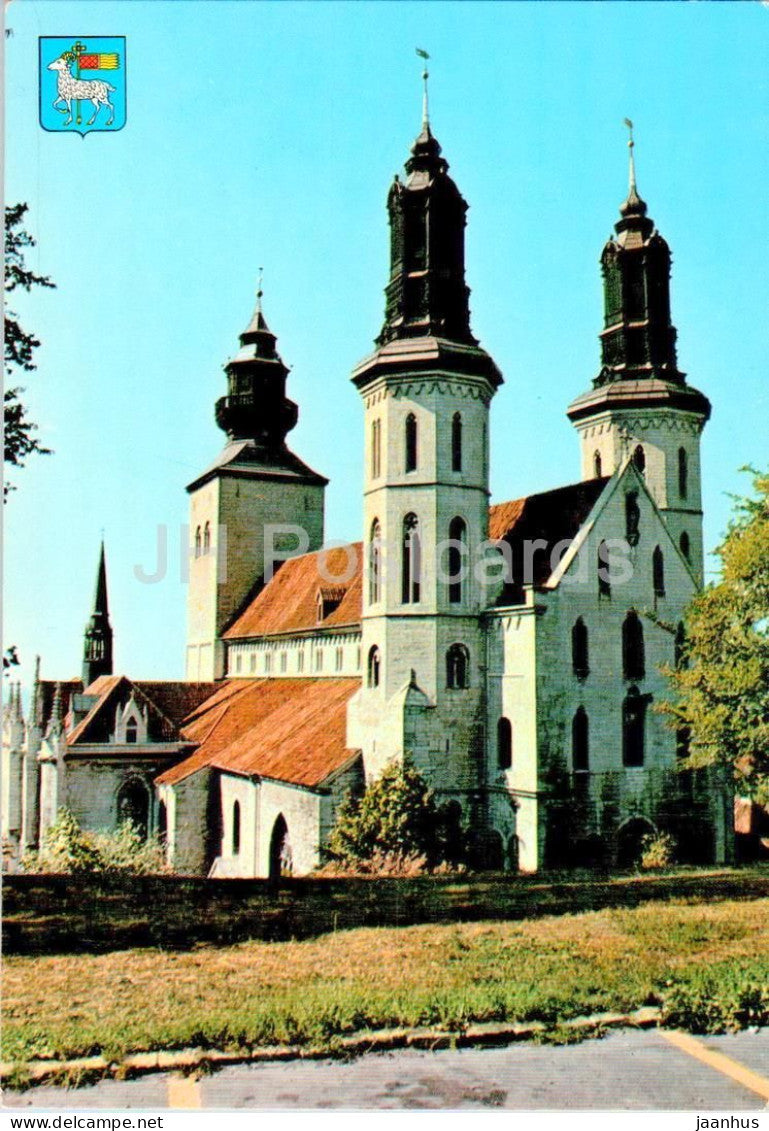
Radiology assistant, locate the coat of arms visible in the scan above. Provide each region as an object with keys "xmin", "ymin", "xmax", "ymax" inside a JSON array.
[{"xmin": 39, "ymin": 37, "xmax": 126, "ymax": 136}]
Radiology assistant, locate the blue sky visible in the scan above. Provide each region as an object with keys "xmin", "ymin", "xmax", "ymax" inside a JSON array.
[{"xmin": 5, "ymin": 1, "xmax": 768, "ymax": 689}]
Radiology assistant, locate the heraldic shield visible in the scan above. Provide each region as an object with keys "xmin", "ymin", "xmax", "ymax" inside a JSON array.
[{"xmin": 39, "ymin": 37, "xmax": 126, "ymax": 136}]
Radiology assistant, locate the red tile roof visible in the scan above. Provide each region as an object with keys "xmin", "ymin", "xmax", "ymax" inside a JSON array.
[
  {"xmin": 156, "ymin": 677, "xmax": 361, "ymax": 788},
  {"xmin": 224, "ymin": 544, "xmax": 363, "ymax": 639},
  {"xmin": 225, "ymin": 479, "xmax": 609, "ymax": 639}
]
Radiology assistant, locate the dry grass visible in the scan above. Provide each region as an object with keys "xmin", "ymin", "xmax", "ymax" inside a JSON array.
[{"xmin": 3, "ymin": 898, "xmax": 768, "ymax": 1064}]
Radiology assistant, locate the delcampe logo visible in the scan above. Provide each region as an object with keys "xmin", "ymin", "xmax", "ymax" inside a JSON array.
[{"xmin": 39, "ymin": 37, "xmax": 126, "ymax": 136}]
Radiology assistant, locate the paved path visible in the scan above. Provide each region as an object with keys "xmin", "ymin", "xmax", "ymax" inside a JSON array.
[{"xmin": 4, "ymin": 1029, "xmax": 769, "ymax": 1111}]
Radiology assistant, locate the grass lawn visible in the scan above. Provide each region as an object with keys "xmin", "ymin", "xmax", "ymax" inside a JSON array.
[{"xmin": 3, "ymin": 898, "xmax": 769, "ymax": 1066}]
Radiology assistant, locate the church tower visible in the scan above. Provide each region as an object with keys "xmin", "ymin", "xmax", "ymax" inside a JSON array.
[
  {"xmin": 186, "ymin": 287, "xmax": 327, "ymax": 680},
  {"xmin": 348, "ymin": 72, "xmax": 503, "ymax": 801},
  {"xmin": 567, "ymin": 126, "xmax": 710, "ymax": 583},
  {"xmin": 82, "ymin": 541, "xmax": 113, "ymax": 686}
]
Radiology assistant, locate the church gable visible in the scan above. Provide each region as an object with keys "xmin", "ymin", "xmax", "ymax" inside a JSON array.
[{"xmin": 66, "ymin": 677, "xmax": 219, "ymax": 747}]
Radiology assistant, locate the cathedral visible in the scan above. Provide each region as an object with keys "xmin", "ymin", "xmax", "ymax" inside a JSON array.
[{"xmin": 2, "ymin": 102, "xmax": 732, "ymax": 877}]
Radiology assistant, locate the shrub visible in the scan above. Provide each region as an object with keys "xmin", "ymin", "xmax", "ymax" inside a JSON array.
[
  {"xmin": 325, "ymin": 756, "xmax": 467, "ymax": 871},
  {"xmin": 21, "ymin": 808, "xmax": 167, "ymax": 875},
  {"xmin": 639, "ymin": 831, "xmax": 677, "ymax": 870}
]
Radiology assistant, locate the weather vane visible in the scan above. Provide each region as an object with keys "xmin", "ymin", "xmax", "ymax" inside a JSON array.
[
  {"xmin": 416, "ymin": 48, "xmax": 430, "ymax": 129},
  {"xmin": 256, "ymin": 266, "xmax": 264, "ymax": 311}
]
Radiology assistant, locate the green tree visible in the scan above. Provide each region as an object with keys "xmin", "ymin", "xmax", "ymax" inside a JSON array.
[
  {"xmin": 327, "ymin": 756, "xmax": 464, "ymax": 867},
  {"xmin": 4, "ymin": 203, "xmax": 54, "ymax": 499},
  {"xmin": 662, "ymin": 469, "xmax": 769, "ymax": 803}
]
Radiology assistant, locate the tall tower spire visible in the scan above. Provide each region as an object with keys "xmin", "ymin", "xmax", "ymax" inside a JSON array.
[
  {"xmin": 82, "ymin": 541, "xmax": 113, "ymax": 686},
  {"xmin": 567, "ymin": 124, "xmax": 711, "ymax": 584},
  {"xmin": 417, "ymin": 48, "xmax": 430, "ymax": 131},
  {"xmin": 372, "ymin": 80, "xmax": 490, "ymax": 354}
]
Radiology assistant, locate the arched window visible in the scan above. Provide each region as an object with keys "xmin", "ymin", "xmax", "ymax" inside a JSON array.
[
  {"xmin": 623, "ymin": 686, "xmax": 646, "ymax": 767},
  {"xmin": 497, "ymin": 717, "xmax": 512, "ymax": 770},
  {"xmin": 447, "ymin": 516, "xmax": 467, "ymax": 604},
  {"xmin": 633, "ymin": 445, "xmax": 646, "ymax": 476},
  {"xmin": 572, "ymin": 707, "xmax": 589, "ymax": 772},
  {"xmin": 367, "ymin": 645, "xmax": 381, "ymax": 688},
  {"xmin": 598, "ymin": 540, "xmax": 611, "ymax": 598},
  {"xmin": 232, "ymin": 800, "xmax": 241, "ymax": 855},
  {"xmin": 402, "ymin": 513, "xmax": 421, "ymax": 604},
  {"xmin": 674, "ymin": 621, "xmax": 687, "ymax": 670},
  {"xmin": 652, "ymin": 545, "xmax": 665, "ymax": 597},
  {"xmin": 194, "ymin": 526, "xmax": 202, "ymax": 558},
  {"xmin": 446, "ymin": 643, "xmax": 469, "ymax": 690},
  {"xmin": 572, "ymin": 617, "xmax": 589, "ymax": 679},
  {"xmin": 125, "ymin": 716, "xmax": 138, "ymax": 744},
  {"xmin": 371, "ymin": 418, "xmax": 381, "ymax": 479},
  {"xmin": 625, "ymin": 491, "xmax": 640, "ymax": 546},
  {"xmin": 680, "ymin": 530, "xmax": 691, "ymax": 563},
  {"xmin": 116, "ymin": 779, "xmax": 149, "ymax": 840},
  {"xmin": 593, "ymin": 450, "xmax": 602, "ymax": 479},
  {"xmin": 203, "ymin": 522, "xmax": 211, "ymax": 553},
  {"xmin": 405, "ymin": 412, "xmax": 418, "ymax": 473},
  {"xmin": 452, "ymin": 412, "xmax": 463, "ymax": 472},
  {"xmin": 369, "ymin": 519, "xmax": 382, "ymax": 605},
  {"xmin": 622, "ymin": 610, "xmax": 645, "ymax": 681},
  {"xmin": 678, "ymin": 447, "xmax": 688, "ymax": 499}
]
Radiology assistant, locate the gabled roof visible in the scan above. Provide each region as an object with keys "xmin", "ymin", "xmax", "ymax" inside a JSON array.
[
  {"xmin": 224, "ymin": 544, "xmax": 363, "ymax": 639},
  {"xmin": 489, "ymin": 478, "xmax": 609, "ymax": 596},
  {"xmin": 67, "ymin": 676, "xmax": 219, "ymax": 745},
  {"xmin": 156, "ymin": 677, "xmax": 361, "ymax": 789}
]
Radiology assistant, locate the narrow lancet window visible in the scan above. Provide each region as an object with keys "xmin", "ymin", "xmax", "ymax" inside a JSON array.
[
  {"xmin": 447, "ymin": 516, "xmax": 467, "ymax": 604},
  {"xmin": 497, "ymin": 717, "xmax": 512, "ymax": 770},
  {"xmin": 452, "ymin": 412, "xmax": 463, "ymax": 472},
  {"xmin": 402, "ymin": 513, "xmax": 421, "ymax": 604},
  {"xmin": 369, "ymin": 519, "xmax": 382, "ymax": 605},
  {"xmin": 622, "ymin": 611, "xmax": 645, "ymax": 681},
  {"xmin": 572, "ymin": 617, "xmax": 589, "ymax": 679},
  {"xmin": 446, "ymin": 644, "xmax": 469, "ymax": 689},
  {"xmin": 652, "ymin": 546, "xmax": 665, "ymax": 597},
  {"xmin": 405, "ymin": 413, "xmax": 418, "ymax": 473},
  {"xmin": 623, "ymin": 686, "xmax": 646, "ymax": 767},
  {"xmin": 678, "ymin": 447, "xmax": 688, "ymax": 500},
  {"xmin": 572, "ymin": 707, "xmax": 589, "ymax": 772}
]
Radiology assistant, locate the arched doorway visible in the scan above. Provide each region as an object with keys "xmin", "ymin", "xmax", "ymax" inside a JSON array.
[
  {"xmin": 268, "ymin": 814, "xmax": 293, "ymax": 881},
  {"xmin": 616, "ymin": 817, "xmax": 655, "ymax": 869},
  {"xmin": 116, "ymin": 778, "xmax": 149, "ymax": 840}
]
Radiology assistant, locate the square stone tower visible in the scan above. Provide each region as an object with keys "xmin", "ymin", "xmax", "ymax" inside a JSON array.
[{"xmin": 186, "ymin": 291, "xmax": 327, "ymax": 680}]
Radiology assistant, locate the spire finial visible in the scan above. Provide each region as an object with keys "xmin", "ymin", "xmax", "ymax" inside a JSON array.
[
  {"xmin": 416, "ymin": 48, "xmax": 430, "ymax": 130},
  {"xmin": 256, "ymin": 266, "xmax": 264, "ymax": 315},
  {"xmin": 624, "ymin": 117, "xmax": 637, "ymax": 195}
]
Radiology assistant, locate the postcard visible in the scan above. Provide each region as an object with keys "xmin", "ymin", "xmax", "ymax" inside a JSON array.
[{"xmin": 3, "ymin": 0, "xmax": 768, "ymax": 1121}]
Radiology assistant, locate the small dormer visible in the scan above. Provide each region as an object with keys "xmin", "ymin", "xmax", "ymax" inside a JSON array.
[
  {"xmin": 316, "ymin": 585, "xmax": 347, "ymax": 624},
  {"xmin": 114, "ymin": 696, "xmax": 148, "ymax": 744}
]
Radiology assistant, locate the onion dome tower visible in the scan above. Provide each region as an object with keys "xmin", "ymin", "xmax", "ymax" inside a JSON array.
[{"xmin": 567, "ymin": 123, "xmax": 711, "ymax": 583}]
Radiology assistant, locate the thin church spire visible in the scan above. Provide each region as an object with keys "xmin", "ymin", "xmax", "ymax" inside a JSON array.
[{"xmin": 416, "ymin": 48, "xmax": 430, "ymax": 131}]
